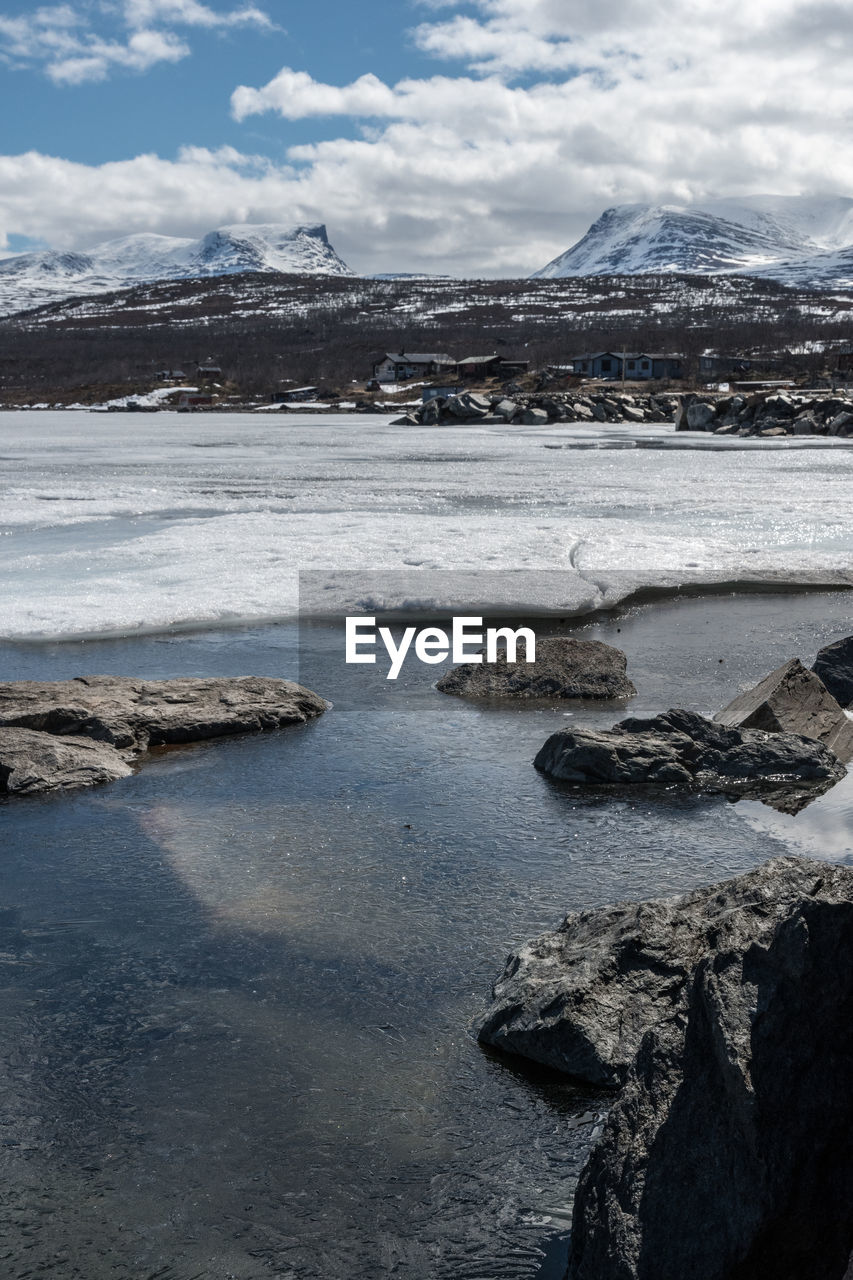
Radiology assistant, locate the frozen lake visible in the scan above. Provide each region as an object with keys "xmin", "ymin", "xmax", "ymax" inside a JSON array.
[
  {"xmin": 0, "ymin": 411, "xmax": 852, "ymax": 1278},
  {"xmin": 1, "ymin": 410, "xmax": 852, "ymax": 639}
]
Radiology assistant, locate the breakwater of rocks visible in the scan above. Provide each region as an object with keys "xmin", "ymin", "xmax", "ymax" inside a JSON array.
[
  {"xmin": 394, "ymin": 387, "xmax": 853, "ymax": 436},
  {"xmin": 677, "ymin": 389, "xmax": 853, "ymax": 436},
  {"xmin": 393, "ymin": 389, "xmax": 678, "ymax": 427}
]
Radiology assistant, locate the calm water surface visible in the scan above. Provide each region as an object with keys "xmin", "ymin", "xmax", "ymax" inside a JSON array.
[{"xmin": 1, "ymin": 591, "xmax": 852, "ymax": 1278}]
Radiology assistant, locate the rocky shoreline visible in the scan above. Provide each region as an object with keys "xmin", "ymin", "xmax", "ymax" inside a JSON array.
[
  {"xmin": 0, "ymin": 675, "xmax": 327, "ymax": 795},
  {"xmin": 475, "ymin": 630, "xmax": 853, "ymax": 1278},
  {"xmin": 392, "ymin": 386, "xmax": 853, "ymax": 435}
]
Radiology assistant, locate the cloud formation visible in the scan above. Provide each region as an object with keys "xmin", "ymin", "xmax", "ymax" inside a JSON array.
[
  {"xmin": 0, "ymin": 0, "xmax": 272, "ymax": 83},
  {"xmin": 2, "ymin": 0, "xmax": 853, "ymax": 273}
]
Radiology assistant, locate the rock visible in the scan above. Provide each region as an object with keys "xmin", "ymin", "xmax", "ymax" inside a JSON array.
[
  {"xmin": 686, "ymin": 401, "xmax": 716, "ymax": 431},
  {"xmin": 436, "ymin": 637, "xmax": 636, "ymax": 701},
  {"xmin": 714, "ymin": 657, "xmax": 853, "ymax": 760},
  {"xmin": 813, "ymin": 634, "xmax": 853, "ymax": 707},
  {"xmin": 759, "ymin": 425, "xmax": 789, "ymax": 436},
  {"xmin": 493, "ymin": 398, "xmax": 518, "ymax": 420},
  {"xmin": 521, "ymin": 407, "xmax": 549, "ymax": 425},
  {"xmin": 621, "ymin": 404, "xmax": 646, "ymax": 422},
  {"xmin": 828, "ymin": 410, "xmax": 853, "ymax": 436},
  {"xmin": 714, "ymin": 423, "xmax": 741, "ymax": 435},
  {"xmin": 0, "ymin": 676, "xmax": 327, "ymax": 795},
  {"xmin": 764, "ymin": 392, "xmax": 796, "ymax": 416},
  {"xmin": 557, "ymin": 857, "xmax": 853, "ymax": 1280},
  {"xmin": 445, "ymin": 392, "xmax": 492, "ymax": 419},
  {"xmin": 391, "ymin": 414, "xmax": 420, "ymax": 426},
  {"xmin": 0, "ymin": 726, "xmax": 133, "ymax": 795},
  {"xmin": 792, "ymin": 410, "xmax": 819, "ymax": 434},
  {"xmin": 573, "ymin": 404, "xmax": 594, "ymax": 421},
  {"xmin": 533, "ymin": 707, "xmax": 845, "ymax": 807},
  {"xmin": 420, "ymin": 398, "xmax": 445, "ymax": 424},
  {"xmin": 592, "ymin": 403, "xmax": 608, "ymax": 422}
]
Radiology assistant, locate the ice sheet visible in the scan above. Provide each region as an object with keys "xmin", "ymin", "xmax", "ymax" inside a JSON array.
[{"xmin": 1, "ymin": 411, "xmax": 851, "ymax": 639}]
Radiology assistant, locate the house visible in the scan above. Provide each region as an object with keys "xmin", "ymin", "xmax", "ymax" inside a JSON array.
[
  {"xmin": 570, "ymin": 352, "xmax": 683, "ymax": 380},
  {"xmin": 699, "ymin": 354, "xmax": 752, "ymax": 376},
  {"xmin": 627, "ymin": 353, "xmax": 683, "ymax": 380},
  {"xmin": 155, "ymin": 368, "xmax": 187, "ymax": 381},
  {"xmin": 456, "ymin": 354, "xmax": 529, "ymax": 381},
  {"xmin": 197, "ymin": 361, "xmax": 223, "ymax": 379},
  {"xmin": 177, "ymin": 392, "xmax": 213, "ymax": 411},
  {"xmin": 833, "ymin": 348, "xmax": 853, "ymax": 373},
  {"xmin": 569, "ymin": 352, "xmax": 623, "ymax": 379},
  {"xmin": 372, "ymin": 352, "xmax": 456, "ymax": 382}
]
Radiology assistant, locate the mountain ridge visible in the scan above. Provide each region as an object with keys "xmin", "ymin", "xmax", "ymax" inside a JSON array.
[
  {"xmin": 0, "ymin": 223, "xmax": 353, "ymax": 316},
  {"xmin": 531, "ymin": 196, "xmax": 853, "ymax": 286}
]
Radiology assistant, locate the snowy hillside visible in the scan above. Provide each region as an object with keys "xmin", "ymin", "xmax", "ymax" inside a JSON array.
[
  {"xmin": 532, "ymin": 196, "xmax": 853, "ymax": 285},
  {"xmin": 0, "ymin": 224, "xmax": 353, "ymax": 316}
]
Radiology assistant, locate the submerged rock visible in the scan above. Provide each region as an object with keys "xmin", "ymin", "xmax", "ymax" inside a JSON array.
[
  {"xmin": 533, "ymin": 707, "xmax": 844, "ymax": 807},
  {"xmin": 714, "ymin": 657, "xmax": 853, "ymax": 760},
  {"xmin": 0, "ymin": 675, "xmax": 327, "ymax": 797},
  {"xmin": 478, "ymin": 857, "xmax": 853, "ymax": 1279},
  {"xmin": 436, "ymin": 637, "xmax": 636, "ymax": 700},
  {"xmin": 813, "ymin": 634, "xmax": 853, "ymax": 708},
  {"xmin": 0, "ymin": 726, "xmax": 133, "ymax": 795}
]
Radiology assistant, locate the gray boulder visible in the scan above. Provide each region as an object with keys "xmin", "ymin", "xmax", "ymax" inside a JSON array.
[
  {"xmin": 813, "ymin": 634, "xmax": 853, "ymax": 708},
  {"xmin": 445, "ymin": 392, "xmax": 492, "ymax": 419},
  {"xmin": 493, "ymin": 398, "xmax": 518, "ymax": 421},
  {"xmin": 533, "ymin": 707, "xmax": 845, "ymax": 807},
  {"xmin": 436, "ymin": 637, "xmax": 636, "ymax": 701},
  {"xmin": 521, "ymin": 406, "xmax": 549, "ymax": 425},
  {"xmin": 556, "ymin": 857, "xmax": 853, "ymax": 1280},
  {"xmin": 828, "ymin": 410, "xmax": 853, "ymax": 436},
  {"xmin": 621, "ymin": 404, "xmax": 646, "ymax": 422},
  {"xmin": 686, "ymin": 401, "xmax": 716, "ymax": 431},
  {"xmin": 0, "ymin": 676, "xmax": 327, "ymax": 796},
  {"xmin": 573, "ymin": 404, "xmax": 594, "ymax": 421},
  {"xmin": 792, "ymin": 411, "xmax": 819, "ymax": 434},
  {"xmin": 0, "ymin": 726, "xmax": 133, "ymax": 795},
  {"xmin": 714, "ymin": 657, "xmax": 853, "ymax": 760}
]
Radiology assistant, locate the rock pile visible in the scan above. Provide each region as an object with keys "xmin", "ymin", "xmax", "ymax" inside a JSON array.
[
  {"xmin": 0, "ymin": 675, "xmax": 327, "ymax": 796},
  {"xmin": 478, "ymin": 856, "xmax": 853, "ymax": 1280},
  {"xmin": 394, "ymin": 390, "xmax": 677, "ymax": 427},
  {"xmin": 676, "ymin": 390, "xmax": 853, "ymax": 437}
]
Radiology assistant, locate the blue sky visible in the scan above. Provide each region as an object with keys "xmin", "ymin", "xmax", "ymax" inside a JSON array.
[
  {"xmin": 1, "ymin": 1, "xmax": 852, "ymax": 275},
  {"xmin": 0, "ymin": 2, "xmax": 436, "ymax": 165}
]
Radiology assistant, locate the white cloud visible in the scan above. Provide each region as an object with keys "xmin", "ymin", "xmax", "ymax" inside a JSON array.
[
  {"xmin": 3, "ymin": 0, "xmax": 853, "ymax": 274},
  {"xmin": 222, "ymin": 0, "xmax": 853, "ymax": 272},
  {"xmin": 121, "ymin": 0, "xmax": 273, "ymax": 31},
  {"xmin": 0, "ymin": 0, "xmax": 273, "ymax": 82}
]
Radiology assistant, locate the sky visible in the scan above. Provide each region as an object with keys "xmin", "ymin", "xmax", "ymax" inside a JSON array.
[{"xmin": 1, "ymin": 0, "xmax": 853, "ymax": 276}]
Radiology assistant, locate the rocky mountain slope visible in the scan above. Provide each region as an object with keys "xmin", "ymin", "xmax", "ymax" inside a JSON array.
[
  {"xmin": 0, "ymin": 223, "xmax": 353, "ymax": 316},
  {"xmin": 533, "ymin": 195, "xmax": 853, "ymax": 286}
]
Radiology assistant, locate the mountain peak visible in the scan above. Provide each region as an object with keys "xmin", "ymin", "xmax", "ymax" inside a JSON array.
[
  {"xmin": 0, "ymin": 222, "xmax": 353, "ymax": 316},
  {"xmin": 531, "ymin": 195, "xmax": 853, "ymax": 286}
]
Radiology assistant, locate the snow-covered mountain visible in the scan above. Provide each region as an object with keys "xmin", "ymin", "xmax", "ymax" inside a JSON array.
[
  {"xmin": 532, "ymin": 196, "xmax": 853, "ymax": 285},
  {"xmin": 0, "ymin": 223, "xmax": 353, "ymax": 316}
]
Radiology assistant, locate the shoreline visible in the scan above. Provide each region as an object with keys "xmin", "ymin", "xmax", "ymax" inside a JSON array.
[{"xmin": 2, "ymin": 572, "xmax": 852, "ymax": 646}]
